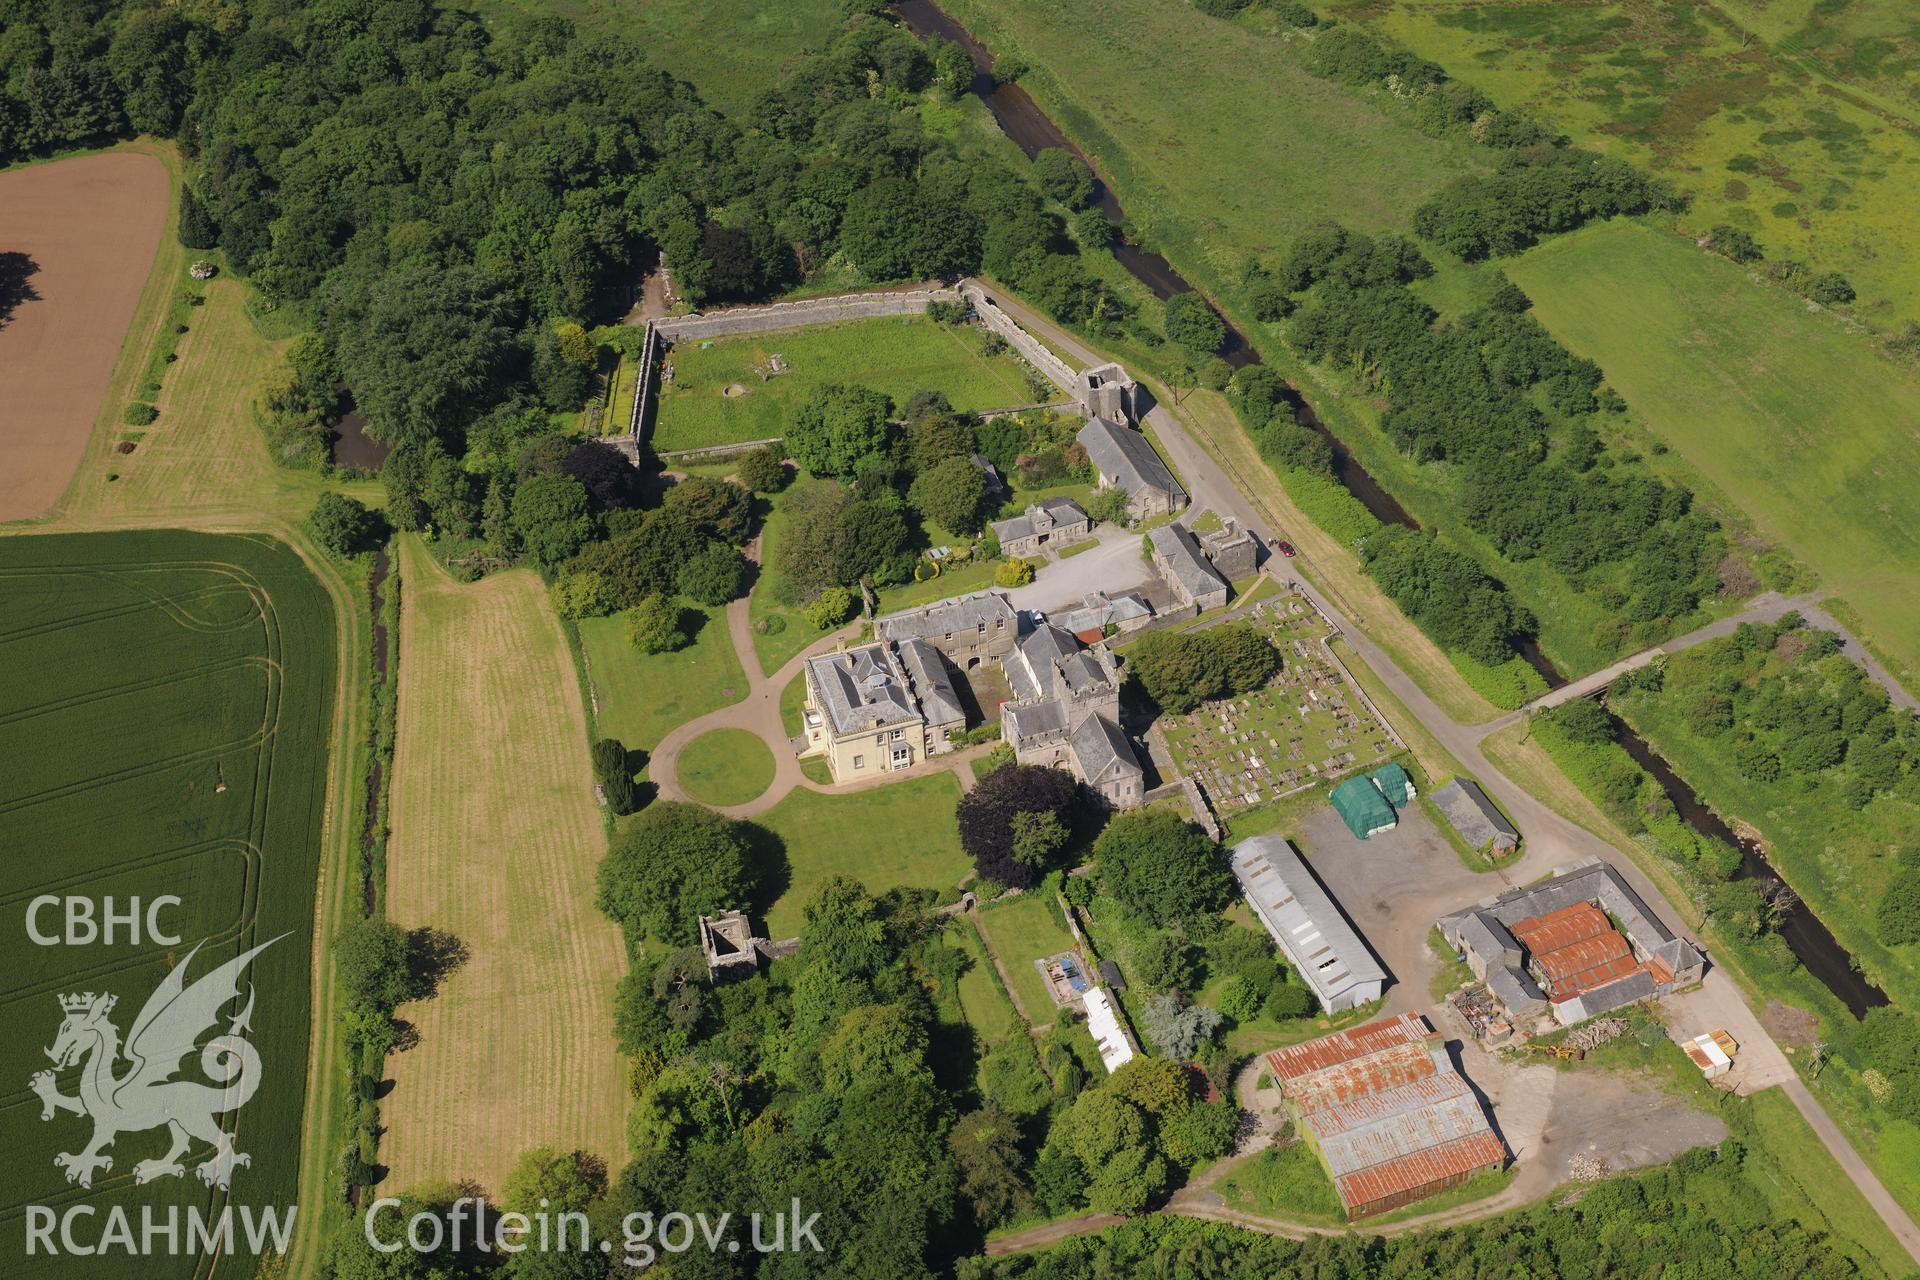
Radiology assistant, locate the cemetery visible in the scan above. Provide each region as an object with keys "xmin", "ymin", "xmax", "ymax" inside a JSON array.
[{"xmin": 1159, "ymin": 590, "xmax": 1398, "ymax": 819}]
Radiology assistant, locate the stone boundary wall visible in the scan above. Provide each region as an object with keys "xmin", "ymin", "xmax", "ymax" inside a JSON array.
[
  {"xmin": 656, "ymin": 436, "xmax": 782, "ymax": 463},
  {"xmin": 628, "ymin": 320, "xmax": 661, "ymax": 442},
  {"xmin": 654, "ymin": 287, "xmax": 957, "ymax": 342},
  {"xmin": 960, "ymin": 280, "xmax": 1077, "ymax": 395}
]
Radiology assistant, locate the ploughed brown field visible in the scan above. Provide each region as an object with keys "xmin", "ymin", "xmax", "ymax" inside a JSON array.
[{"xmin": 0, "ymin": 151, "xmax": 169, "ymax": 520}]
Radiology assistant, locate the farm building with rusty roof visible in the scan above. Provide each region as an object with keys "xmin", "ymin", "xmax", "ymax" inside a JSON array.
[
  {"xmin": 1437, "ymin": 857, "xmax": 1706, "ymax": 1026},
  {"xmin": 1266, "ymin": 1012, "xmax": 1506, "ymax": 1219}
]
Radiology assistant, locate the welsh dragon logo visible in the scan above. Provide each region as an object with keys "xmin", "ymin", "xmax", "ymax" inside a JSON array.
[{"xmin": 29, "ymin": 936, "xmax": 281, "ymax": 1191}]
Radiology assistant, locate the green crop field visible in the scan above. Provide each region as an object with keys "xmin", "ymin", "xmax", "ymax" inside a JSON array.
[
  {"xmin": 0, "ymin": 531, "xmax": 336, "ymax": 1280},
  {"xmin": 1337, "ymin": 0, "xmax": 1920, "ymax": 329},
  {"xmin": 945, "ymin": 0, "xmax": 1485, "ymax": 271},
  {"xmin": 757, "ymin": 773, "xmax": 970, "ymax": 937},
  {"xmin": 1508, "ymin": 221, "xmax": 1920, "ymax": 693},
  {"xmin": 651, "ymin": 316, "xmax": 1036, "ymax": 454}
]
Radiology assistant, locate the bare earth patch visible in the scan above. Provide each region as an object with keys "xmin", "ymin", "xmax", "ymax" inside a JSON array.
[
  {"xmin": 0, "ymin": 151, "xmax": 169, "ymax": 520},
  {"xmin": 1764, "ymin": 999, "xmax": 1821, "ymax": 1049}
]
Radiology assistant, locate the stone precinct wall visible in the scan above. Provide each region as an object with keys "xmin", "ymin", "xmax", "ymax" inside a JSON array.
[
  {"xmin": 654, "ymin": 287, "xmax": 958, "ymax": 342},
  {"xmin": 960, "ymin": 280, "xmax": 1077, "ymax": 395}
]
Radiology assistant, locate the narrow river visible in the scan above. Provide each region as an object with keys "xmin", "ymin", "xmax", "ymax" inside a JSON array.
[{"xmin": 1608, "ymin": 710, "xmax": 1889, "ymax": 1017}]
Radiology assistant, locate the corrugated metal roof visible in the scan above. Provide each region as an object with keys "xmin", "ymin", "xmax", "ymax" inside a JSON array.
[
  {"xmin": 1511, "ymin": 902, "xmax": 1610, "ymax": 955},
  {"xmin": 1315, "ymin": 1071, "xmax": 1494, "ymax": 1178},
  {"xmin": 1282, "ymin": 1040, "xmax": 1439, "ymax": 1115},
  {"xmin": 1266, "ymin": 1012, "xmax": 1430, "ymax": 1082},
  {"xmin": 1266, "ymin": 1013, "xmax": 1508, "ymax": 1216},
  {"xmin": 1335, "ymin": 1131, "xmax": 1508, "ymax": 1212},
  {"xmin": 1515, "ymin": 903, "xmax": 1645, "ymax": 996},
  {"xmin": 1232, "ymin": 838, "xmax": 1387, "ymax": 1009}
]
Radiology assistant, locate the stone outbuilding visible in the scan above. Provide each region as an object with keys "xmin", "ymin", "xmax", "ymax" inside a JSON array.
[
  {"xmin": 1151, "ymin": 524, "xmax": 1230, "ymax": 611},
  {"xmin": 1076, "ymin": 416, "xmax": 1186, "ymax": 521},
  {"xmin": 874, "ymin": 590, "xmax": 1018, "ymax": 668},
  {"xmin": 1073, "ymin": 362, "xmax": 1145, "ymax": 422},
  {"xmin": 1195, "ymin": 516, "xmax": 1259, "ymax": 581},
  {"xmin": 1431, "ymin": 778, "xmax": 1519, "ymax": 856},
  {"xmin": 1438, "ymin": 857, "xmax": 1707, "ymax": 1026},
  {"xmin": 991, "ymin": 497, "xmax": 1091, "ymax": 558}
]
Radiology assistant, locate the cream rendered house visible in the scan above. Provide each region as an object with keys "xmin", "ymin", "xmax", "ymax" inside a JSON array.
[{"xmin": 799, "ymin": 640, "xmax": 964, "ymax": 782}]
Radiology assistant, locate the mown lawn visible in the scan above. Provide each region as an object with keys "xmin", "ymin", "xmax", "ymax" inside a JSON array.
[
  {"xmin": 677, "ymin": 727, "xmax": 778, "ymax": 806},
  {"xmin": 757, "ymin": 772, "xmax": 970, "ymax": 936},
  {"xmin": 652, "ymin": 316, "xmax": 1035, "ymax": 453},
  {"xmin": 946, "ymin": 919, "xmax": 1023, "ymax": 1048},
  {"xmin": 974, "ymin": 895, "xmax": 1080, "ymax": 1024},
  {"xmin": 1509, "ymin": 221, "xmax": 1920, "ymax": 695},
  {"xmin": 578, "ymin": 603, "xmax": 746, "ymax": 752}
]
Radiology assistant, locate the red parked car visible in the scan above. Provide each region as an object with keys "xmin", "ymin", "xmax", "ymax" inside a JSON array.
[{"xmin": 1276, "ymin": 540, "xmax": 1297, "ymax": 558}]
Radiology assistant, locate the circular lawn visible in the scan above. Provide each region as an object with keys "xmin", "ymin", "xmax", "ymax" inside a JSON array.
[{"xmin": 677, "ymin": 728, "xmax": 777, "ymax": 806}]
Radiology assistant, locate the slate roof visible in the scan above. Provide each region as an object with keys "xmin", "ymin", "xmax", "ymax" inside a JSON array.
[
  {"xmin": 1076, "ymin": 416, "xmax": 1185, "ymax": 503},
  {"xmin": 990, "ymin": 497, "xmax": 1090, "ymax": 545},
  {"xmin": 896, "ymin": 638, "xmax": 965, "ymax": 729},
  {"xmin": 1485, "ymin": 964, "xmax": 1546, "ymax": 1013},
  {"xmin": 874, "ymin": 591, "xmax": 1016, "ymax": 646},
  {"xmin": 1437, "ymin": 857, "xmax": 1706, "ymax": 1014},
  {"xmin": 1156, "ymin": 524, "xmax": 1229, "ymax": 601},
  {"xmin": 1057, "ymin": 591, "xmax": 1153, "ymax": 638},
  {"xmin": 1231, "ymin": 836, "xmax": 1386, "ymax": 1008},
  {"xmin": 1070, "ymin": 713, "xmax": 1142, "ymax": 785},
  {"xmin": 1454, "ymin": 911, "xmax": 1519, "ymax": 967},
  {"xmin": 1003, "ymin": 697, "xmax": 1070, "ymax": 745},
  {"xmin": 806, "ymin": 644, "xmax": 916, "ymax": 737},
  {"xmin": 1431, "ymin": 778, "xmax": 1518, "ymax": 849},
  {"xmin": 1005, "ymin": 624, "xmax": 1114, "ymax": 703}
]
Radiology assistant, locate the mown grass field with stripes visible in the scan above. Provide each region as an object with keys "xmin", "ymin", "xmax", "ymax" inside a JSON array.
[
  {"xmin": 379, "ymin": 537, "xmax": 626, "ymax": 1195},
  {"xmin": 0, "ymin": 530, "xmax": 336, "ymax": 1279}
]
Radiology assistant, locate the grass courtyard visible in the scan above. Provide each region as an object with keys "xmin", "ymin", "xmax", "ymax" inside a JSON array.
[
  {"xmin": 1508, "ymin": 221, "xmax": 1920, "ymax": 693},
  {"xmin": 578, "ymin": 603, "xmax": 746, "ymax": 752},
  {"xmin": 757, "ymin": 771, "xmax": 970, "ymax": 937},
  {"xmin": 974, "ymin": 895, "xmax": 1080, "ymax": 1025},
  {"xmin": 1161, "ymin": 592, "xmax": 1397, "ymax": 819},
  {"xmin": 651, "ymin": 316, "xmax": 1038, "ymax": 454}
]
